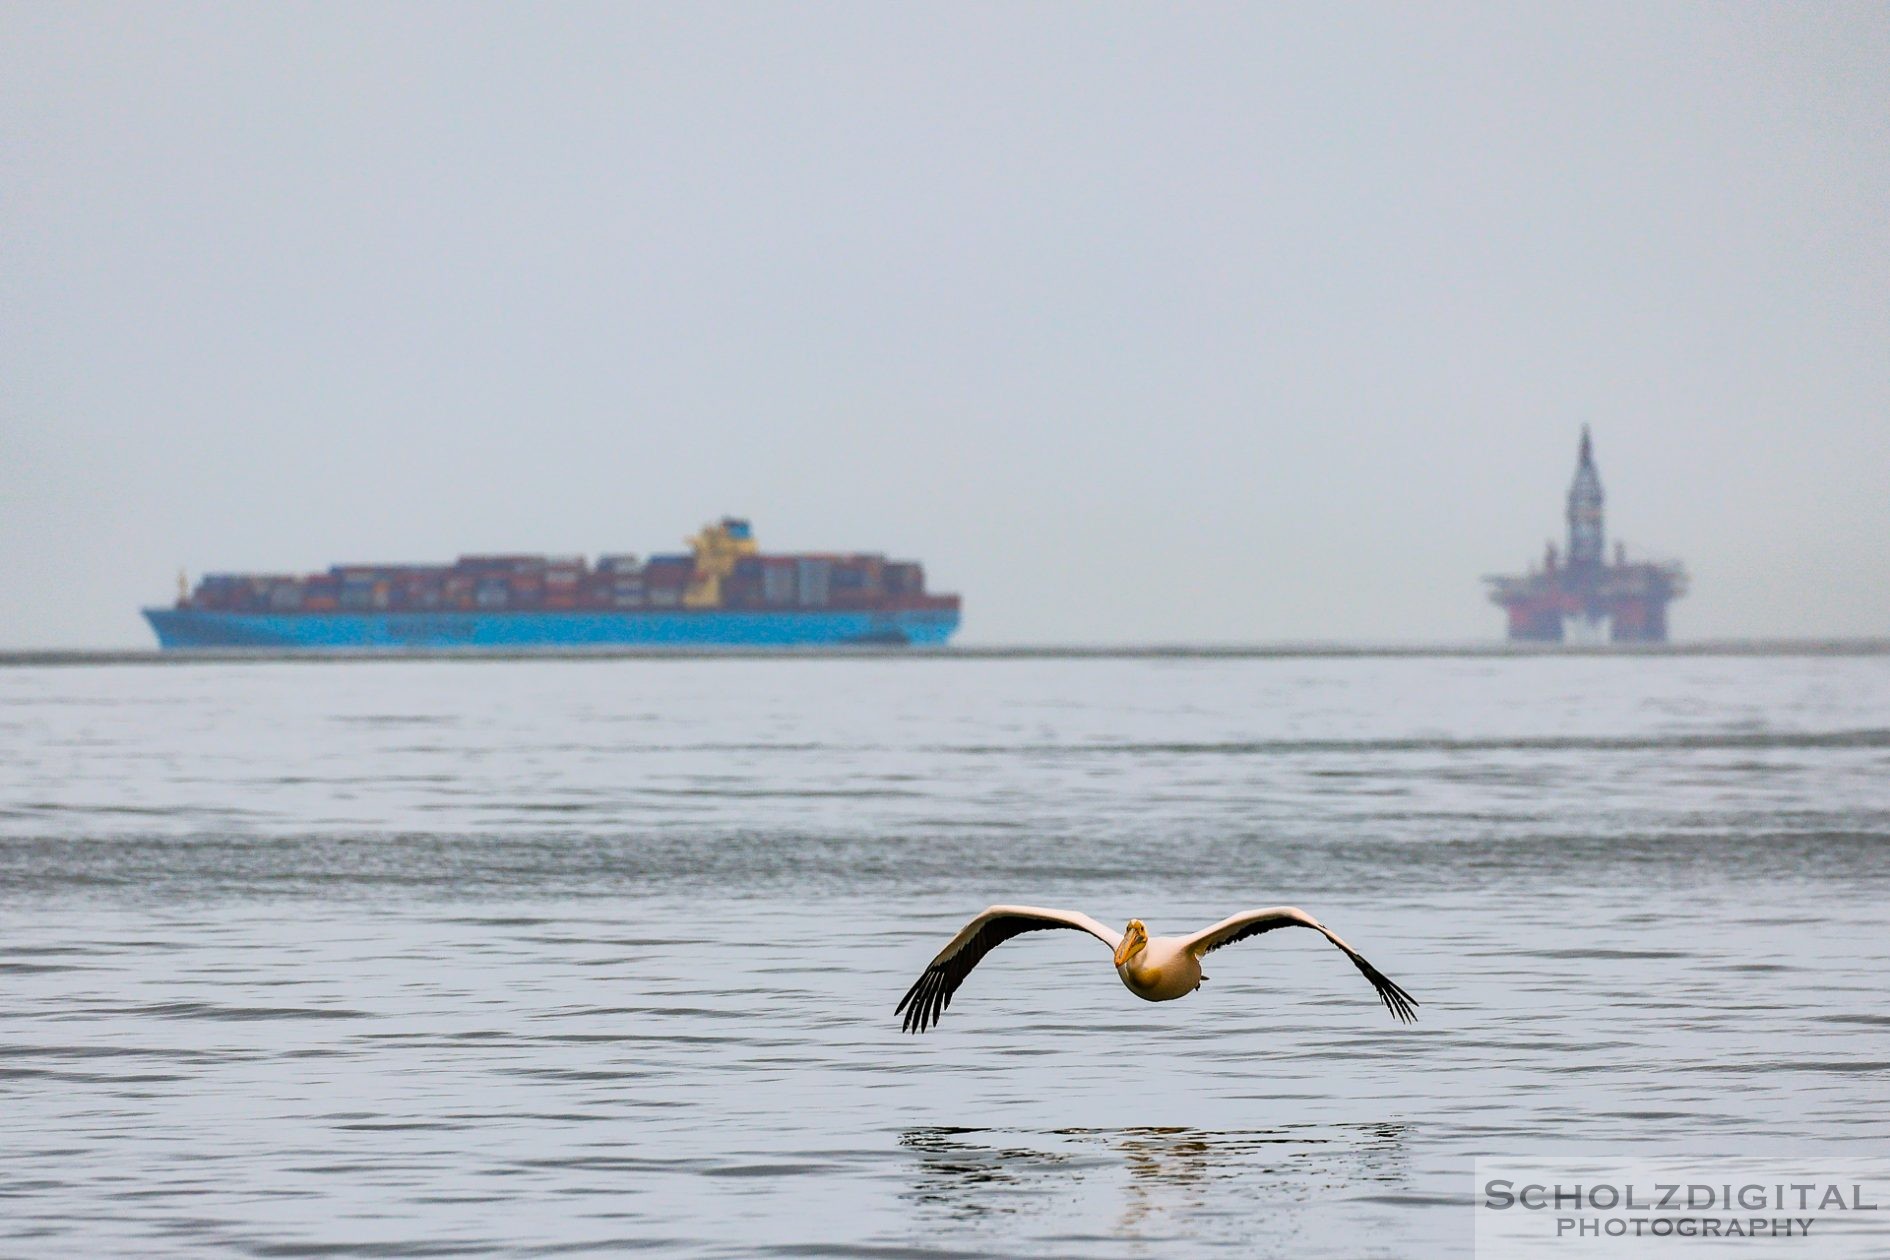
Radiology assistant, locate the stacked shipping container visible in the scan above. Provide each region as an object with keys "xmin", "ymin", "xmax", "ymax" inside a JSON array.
[{"xmin": 170, "ymin": 521, "xmax": 957, "ymax": 619}]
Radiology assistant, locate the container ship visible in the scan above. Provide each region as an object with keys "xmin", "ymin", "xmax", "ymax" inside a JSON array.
[{"xmin": 144, "ymin": 518, "xmax": 961, "ymax": 649}]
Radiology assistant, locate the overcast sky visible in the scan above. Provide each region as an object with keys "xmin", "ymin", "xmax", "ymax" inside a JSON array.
[{"xmin": 3, "ymin": 3, "xmax": 1886, "ymax": 647}]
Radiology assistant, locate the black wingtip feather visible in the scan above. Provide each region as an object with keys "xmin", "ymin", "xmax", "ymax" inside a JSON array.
[
  {"xmin": 1353, "ymin": 957, "xmax": 1419, "ymax": 1024},
  {"xmin": 897, "ymin": 964, "xmax": 954, "ymax": 1034}
]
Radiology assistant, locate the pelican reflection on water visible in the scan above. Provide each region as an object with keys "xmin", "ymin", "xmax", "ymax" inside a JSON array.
[
  {"xmin": 901, "ymin": 1125, "xmax": 1411, "ymax": 1238},
  {"xmin": 897, "ymin": 905, "xmax": 1418, "ymax": 1033}
]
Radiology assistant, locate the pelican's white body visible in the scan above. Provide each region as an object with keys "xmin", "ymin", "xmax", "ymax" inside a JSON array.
[{"xmin": 1116, "ymin": 934, "xmax": 1204, "ymax": 1002}]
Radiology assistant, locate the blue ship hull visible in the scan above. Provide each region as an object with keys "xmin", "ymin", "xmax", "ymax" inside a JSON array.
[{"xmin": 144, "ymin": 608, "xmax": 960, "ymax": 649}]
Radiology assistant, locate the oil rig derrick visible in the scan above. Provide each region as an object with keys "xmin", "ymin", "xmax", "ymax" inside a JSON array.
[{"xmin": 1484, "ymin": 428, "xmax": 1687, "ymax": 643}]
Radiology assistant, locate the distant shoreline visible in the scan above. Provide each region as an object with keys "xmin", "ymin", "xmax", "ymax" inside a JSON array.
[{"xmin": 3, "ymin": 639, "xmax": 1888, "ymax": 667}]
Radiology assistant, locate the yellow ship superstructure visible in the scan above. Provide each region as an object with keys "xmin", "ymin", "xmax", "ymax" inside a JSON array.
[{"xmin": 683, "ymin": 517, "xmax": 761, "ymax": 608}]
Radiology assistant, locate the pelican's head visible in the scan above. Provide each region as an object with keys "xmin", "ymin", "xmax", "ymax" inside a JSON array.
[{"xmin": 1114, "ymin": 919, "xmax": 1149, "ymax": 967}]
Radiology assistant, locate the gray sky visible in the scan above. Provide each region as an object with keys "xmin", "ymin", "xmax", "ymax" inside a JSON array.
[{"xmin": 3, "ymin": 3, "xmax": 1886, "ymax": 647}]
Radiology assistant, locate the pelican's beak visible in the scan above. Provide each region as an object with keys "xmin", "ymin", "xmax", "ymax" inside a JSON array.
[{"xmin": 1114, "ymin": 923, "xmax": 1143, "ymax": 968}]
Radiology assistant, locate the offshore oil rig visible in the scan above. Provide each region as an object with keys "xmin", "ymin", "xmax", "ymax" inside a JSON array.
[{"xmin": 1485, "ymin": 428, "xmax": 1687, "ymax": 643}]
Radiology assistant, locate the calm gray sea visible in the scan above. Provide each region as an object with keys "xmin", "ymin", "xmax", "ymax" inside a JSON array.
[{"xmin": 2, "ymin": 655, "xmax": 1888, "ymax": 1257}]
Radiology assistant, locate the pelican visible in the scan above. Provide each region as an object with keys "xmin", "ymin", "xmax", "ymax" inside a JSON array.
[{"xmin": 896, "ymin": 905, "xmax": 1417, "ymax": 1033}]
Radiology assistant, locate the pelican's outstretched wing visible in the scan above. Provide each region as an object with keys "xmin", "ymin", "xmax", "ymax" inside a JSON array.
[
  {"xmin": 896, "ymin": 905, "xmax": 1122, "ymax": 1033},
  {"xmin": 1180, "ymin": 907, "xmax": 1418, "ymax": 1023}
]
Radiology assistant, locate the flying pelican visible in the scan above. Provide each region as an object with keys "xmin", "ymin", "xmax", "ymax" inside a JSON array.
[{"xmin": 897, "ymin": 905, "xmax": 1417, "ymax": 1033}]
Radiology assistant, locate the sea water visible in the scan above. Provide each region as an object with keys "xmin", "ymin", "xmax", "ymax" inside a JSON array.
[{"xmin": 2, "ymin": 655, "xmax": 1887, "ymax": 1256}]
